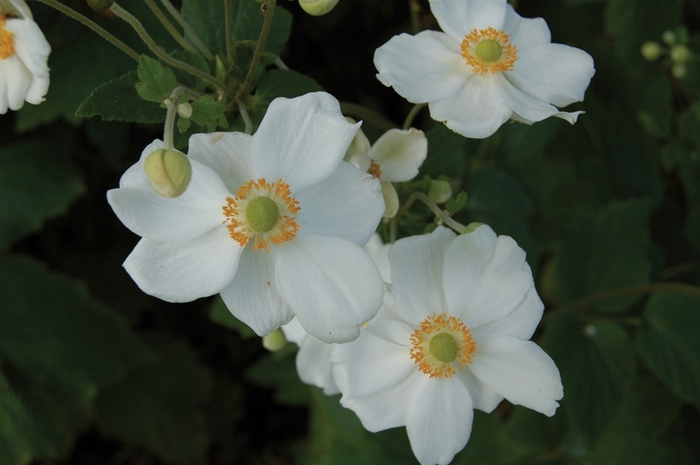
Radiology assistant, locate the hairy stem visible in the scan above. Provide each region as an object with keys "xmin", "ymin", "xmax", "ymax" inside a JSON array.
[
  {"xmin": 158, "ymin": 0, "xmax": 213, "ymax": 59},
  {"xmin": 235, "ymin": 0, "xmax": 277, "ymax": 102}
]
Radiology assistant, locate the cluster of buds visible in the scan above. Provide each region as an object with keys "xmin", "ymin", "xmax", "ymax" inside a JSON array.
[{"xmin": 641, "ymin": 28, "xmax": 695, "ymax": 79}]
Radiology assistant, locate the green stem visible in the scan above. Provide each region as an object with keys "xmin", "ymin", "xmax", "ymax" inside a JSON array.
[
  {"xmin": 163, "ymin": 87, "xmax": 186, "ymax": 150},
  {"xmin": 225, "ymin": 0, "xmax": 234, "ymax": 64},
  {"xmin": 158, "ymin": 0, "xmax": 213, "ymax": 59},
  {"xmin": 399, "ymin": 192, "xmax": 467, "ymax": 234},
  {"xmin": 402, "ymin": 103, "xmax": 427, "ymax": 130},
  {"xmin": 660, "ymin": 261, "xmax": 700, "ymax": 280},
  {"xmin": 235, "ymin": 0, "xmax": 276, "ymax": 102},
  {"xmin": 143, "ymin": 0, "xmax": 197, "ymax": 54},
  {"xmin": 238, "ymin": 100, "xmax": 253, "ymax": 135},
  {"xmin": 408, "ymin": 0, "xmax": 420, "ymax": 35},
  {"xmin": 33, "ymin": 0, "xmax": 140, "ymax": 61},
  {"xmin": 340, "ymin": 102, "xmax": 397, "ymax": 133},
  {"xmin": 545, "ymin": 282, "xmax": 700, "ymax": 322},
  {"xmin": 110, "ymin": 3, "xmax": 232, "ymax": 94}
]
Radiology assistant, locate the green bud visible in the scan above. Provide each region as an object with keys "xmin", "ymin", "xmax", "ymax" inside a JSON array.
[
  {"xmin": 662, "ymin": 30, "xmax": 676, "ymax": 45},
  {"xmin": 87, "ymin": 0, "xmax": 115, "ymax": 12},
  {"xmin": 640, "ymin": 41, "xmax": 662, "ymax": 61},
  {"xmin": 177, "ymin": 102, "xmax": 193, "ymax": 119},
  {"xmin": 428, "ymin": 180, "xmax": 453, "ymax": 204},
  {"xmin": 299, "ymin": 0, "xmax": 339, "ymax": 16},
  {"xmin": 143, "ymin": 148, "xmax": 192, "ymax": 198},
  {"xmin": 462, "ymin": 222, "xmax": 484, "ymax": 234},
  {"xmin": 381, "ymin": 180, "xmax": 399, "ymax": 219},
  {"xmin": 670, "ymin": 44, "xmax": 691, "ymax": 64},
  {"xmin": 262, "ymin": 328, "xmax": 287, "ymax": 352},
  {"xmin": 671, "ymin": 63, "xmax": 687, "ymax": 79}
]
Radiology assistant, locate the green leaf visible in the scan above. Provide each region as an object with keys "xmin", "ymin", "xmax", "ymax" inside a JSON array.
[
  {"xmin": 542, "ymin": 316, "xmax": 636, "ymax": 442},
  {"xmin": 636, "ymin": 292, "xmax": 700, "ymax": 409},
  {"xmin": 446, "ymin": 191, "xmax": 468, "ymax": 214},
  {"xmin": 245, "ymin": 351, "xmax": 311, "ymax": 407},
  {"xmin": 209, "ymin": 296, "xmax": 257, "ymax": 339},
  {"xmin": 557, "ymin": 199, "xmax": 652, "ymax": 313},
  {"xmin": 420, "ymin": 124, "xmax": 467, "ymax": 178},
  {"xmin": 169, "ymin": 49, "xmax": 210, "ymax": 91},
  {"xmin": 76, "ymin": 71, "xmax": 164, "ymax": 123},
  {"xmin": 190, "ymin": 95, "xmax": 224, "ymax": 127},
  {"xmin": 0, "ymin": 373, "xmax": 35, "ymax": 465},
  {"xmin": 685, "ymin": 203, "xmax": 700, "ymax": 255},
  {"xmin": 0, "ymin": 255, "xmax": 155, "ymax": 403},
  {"xmin": 0, "ymin": 140, "xmax": 84, "ymax": 251},
  {"xmin": 95, "ymin": 335, "xmax": 213, "ymax": 465},
  {"xmin": 135, "ymin": 56, "xmax": 177, "ymax": 104}
]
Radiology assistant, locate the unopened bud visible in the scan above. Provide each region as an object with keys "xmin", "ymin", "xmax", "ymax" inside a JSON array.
[
  {"xmin": 143, "ymin": 148, "xmax": 192, "ymax": 198},
  {"xmin": 299, "ymin": 0, "xmax": 339, "ymax": 16},
  {"xmin": 670, "ymin": 44, "xmax": 691, "ymax": 63},
  {"xmin": 381, "ymin": 180, "xmax": 399, "ymax": 218},
  {"xmin": 672, "ymin": 63, "xmax": 687, "ymax": 79},
  {"xmin": 662, "ymin": 30, "xmax": 676, "ymax": 45},
  {"xmin": 177, "ymin": 102, "xmax": 193, "ymax": 119},
  {"xmin": 428, "ymin": 180, "xmax": 452, "ymax": 204},
  {"xmin": 640, "ymin": 41, "xmax": 662, "ymax": 61},
  {"xmin": 87, "ymin": 0, "xmax": 115, "ymax": 12},
  {"xmin": 262, "ymin": 328, "xmax": 287, "ymax": 352}
]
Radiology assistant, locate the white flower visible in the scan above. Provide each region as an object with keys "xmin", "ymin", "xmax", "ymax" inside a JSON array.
[
  {"xmin": 108, "ymin": 92, "xmax": 386, "ymax": 344},
  {"xmin": 374, "ymin": 0, "xmax": 595, "ymax": 139},
  {"xmin": 345, "ymin": 124, "xmax": 427, "ymax": 217},
  {"xmin": 0, "ymin": 0, "xmax": 50, "ymax": 114},
  {"xmin": 332, "ymin": 225, "xmax": 563, "ymax": 465}
]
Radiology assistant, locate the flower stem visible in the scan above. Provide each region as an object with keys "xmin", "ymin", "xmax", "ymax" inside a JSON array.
[
  {"xmin": 400, "ymin": 191, "xmax": 467, "ymax": 234},
  {"xmin": 340, "ymin": 102, "xmax": 397, "ymax": 133},
  {"xmin": 234, "ymin": 0, "xmax": 276, "ymax": 102},
  {"xmin": 225, "ymin": 0, "xmax": 234, "ymax": 64},
  {"xmin": 408, "ymin": 0, "xmax": 420, "ymax": 35},
  {"xmin": 33, "ymin": 0, "xmax": 140, "ymax": 62},
  {"xmin": 158, "ymin": 0, "xmax": 213, "ymax": 59},
  {"xmin": 402, "ymin": 103, "xmax": 427, "ymax": 130},
  {"xmin": 238, "ymin": 100, "xmax": 253, "ymax": 135},
  {"xmin": 163, "ymin": 87, "xmax": 186, "ymax": 150},
  {"xmin": 110, "ymin": 3, "xmax": 233, "ymax": 94},
  {"xmin": 143, "ymin": 0, "xmax": 197, "ymax": 54}
]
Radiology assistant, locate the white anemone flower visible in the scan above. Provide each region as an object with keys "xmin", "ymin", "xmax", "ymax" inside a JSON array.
[
  {"xmin": 344, "ymin": 123, "xmax": 427, "ymax": 217},
  {"xmin": 0, "ymin": 0, "xmax": 50, "ymax": 114},
  {"xmin": 374, "ymin": 0, "xmax": 595, "ymax": 139},
  {"xmin": 108, "ymin": 92, "xmax": 386, "ymax": 344},
  {"xmin": 332, "ymin": 225, "xmax": 563, "ymax": 465}
]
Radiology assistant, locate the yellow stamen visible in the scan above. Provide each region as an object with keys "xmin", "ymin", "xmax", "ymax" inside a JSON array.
[
  {"xmin": 0, "ymin": 15, "xmax": 15, "ymax": 60},
  {"xmin": 368, "ymin": 159, "xmax": 383, "ymax": 179},
  {"xmin": 222, "ymin": 178, "xmax": 300, "ymax": 252},
  {"xmin": 410, "ymin": 313, "xmax": 476, "ymax": 379},
  {"xmin": 460, "ymin": 27, "xmax": 517, "ymax": 75}
]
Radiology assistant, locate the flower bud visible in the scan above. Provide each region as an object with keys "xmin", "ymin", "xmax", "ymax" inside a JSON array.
[
  {"xmin": 671, "ymin": 63, "xmax": 687, "ymax": 79},
  {"xmin": 262, "ymin": 328, "xmax": 287, "ymax": 352},
  {"xmin": 428, "ymin": 180, "xmax": 452, "ymax": 204},
  {"xmin": 299, "ymin": 0, "xmax": 339, "ymax": 16},
  {"xmin": 381, "ymin": 180, "xmax": 399, "ymax": 218},
  {"xmin": 670, "ymin": 44, "xmax": 691, "ymax": 64},
  {"xmin": 87, "ymin": 0, "xmax": 115, "ymax": 12},
  {"xmin": 662, "ymin": 30, "xmax": 676, "ymax": 45},
  {"xmin": 177, "ymin": 102, "xmax": 193, "ymax": 119},
  {"xmin": 143, "ymin": 148, "xmax": 192, "ymax": 198},
  {"xmin": 462, "ymin": 222, "xmax": 484, "ymax": 234},
  {"xmin": 640, "ymin": 41, "xmax": 662, "ymax": 61}
]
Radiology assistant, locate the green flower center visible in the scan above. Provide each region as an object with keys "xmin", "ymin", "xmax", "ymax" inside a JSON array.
[
  {"xmin": 429, "ymin": 333, "xmax": 458, "ymax": 363},
  {"xmin": 475, "ymin": 39, "xmax": 503, "ymax": 63},
  {"xmin": 245, "ymin": 196, "xmax": 279, "ymax": 233}
]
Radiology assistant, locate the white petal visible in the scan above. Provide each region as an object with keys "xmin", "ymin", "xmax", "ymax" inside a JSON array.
[
  {"xmin": 374, "ymin": 30, "xmax": 467, "ymax": 104},
  {"xmin": 3, "ymin": 0, "xmax": 33, "ymax": 19},
  {"xmin": 123, "ymin": 226, "xmax": 242, "ymax": 303},
  {"xmin": 220, "ymin": 247, "xmax": 293, "ymax": 336},
  {"xmin": 344, "ymin": 121, "xmax": 371, "ymax": 159},
  {"xmin": 107, "ymin": 156, "xmax": 232, "ymax": 243},
  {"xmin": 365, "ymin": 315, "xmax": 413, "ymax": 347},
  {"xmin": 457, "ymin": 368, "xmax": 504, "ymax": 413},
  {"xmin": 503, "ymin": 4, "xmax": 551, "ymax": 49},
  {"xmin": 333, "ymin": 328, "xmax": 416, "ymax": 398},
  {"xmin": 6, "ymin": 19, "xmax": 50, "ymax": 78},
  {"xmin": 187, "ymin": 132, "xmax": 255, "ymax": 193},
  {"xmin": 369, "ymin": 128, "xmax": 427, "ymax": 182},
  {"xmin": 406, "ymin": 378, "xmax": 474, "ymax": 465},
  {"xmin": 390, "ymin": 227, "xmax": 455, "ymax": 325},
  {"xmin": 3, "ymin": 56, "xmax": 30, "ymax": 110},
  {"xmin": 275, "ymin": 235, "xmax": 384, "ymax": 343},
  {"xmin": 429, "ymin": 74, "xmax": 513, "ymax": 139},
  {"xmin": 498, "ymin": 74, "xmax": 563, "ymax": 125},
  {"xmin": 295, "ymin": 334, "xmax": 338, "ymax": 395},
  {"xmin": 471, "ymin": 280, "xmax": 543, "ymax": 341},
  {"xmin": 443, "ymin": 225, "xmax": 533, "ymax": 329},
  {"xmin": 364, "ymin": 234, "xmax": 392, "ymax": 284},
  {"xmin": 295, "ymin": 162, "xmax": 384, "ymax": 246},
  {"xmin": 429, "ymin": 0, "xmax": 508, "ymax": 40},
  {"xmin": 0, "ymin": 62, "xmax": 9, "ymax": 113},
  {"xmin": 249, "ymin": 92, "xmax": 359, "ymax": 192},
  {"xmin": 470, "ymin": 337, "xmax": 563, "ymax": 416},
  {"xmin": 281, "ymin": 316, "xmax": 308, "ymax": 346}
]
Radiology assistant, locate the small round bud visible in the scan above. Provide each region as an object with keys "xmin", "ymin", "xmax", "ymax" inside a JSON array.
[
  {"xmin": 670, "ymin": 44, "xmax": 691, "ymax": 64},
  {"xmin": 299, "ymin": 0, "xmax": 339, "ymax": 16},
  {"xmin": 177, "ymin": 102, "xmax": 193, "ymax": 119},
  {"xmin": 671, "ymin": 63, "xmax": 687, "ymax": 79},
  {"xmin": 428, "ymin": 180, "xmax": 453, "ymax": 204},
  {"xmin": 143, "ymin": 148, "xmax": 192, "ymax": 198},
  {"xmin": 662, "ymin": 30, "xmax": 676, "ymax": 45},
  {"xmin": 87, "ymin": 0, "xmax": 115, "ymax": 12},
  {"xmin": 381, "ymin": 180, "xmax": 399, "ymax": 219},
  {"xmin": 262, "ymin": 328, "xmax": 287, "ymax": 352},
  {"xmin": 640, "ymin": 41, "xmax": 662, "ymax": 61}
]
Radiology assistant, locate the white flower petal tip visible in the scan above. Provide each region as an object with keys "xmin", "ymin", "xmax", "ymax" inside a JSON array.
[
  {"xmin": 109, "ymin": 93, "xmax": 385, "ymax": 346},
  {"xmin": 369, "ymin": 128, "xmax": 428, "ymax": 182},
  {"xmin": 374, "ymin": 0, "xmax": 595, "ymax": 138},
  {"xmin": 0, "ymin": 0, "xmax": 50, "ymax": 113},
  {"xmin": 333, "ymin": 225, "xmax": 562, "ymax": 465}
]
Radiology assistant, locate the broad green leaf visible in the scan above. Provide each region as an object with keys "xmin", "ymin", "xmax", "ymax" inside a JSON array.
[
  {"xmin": 636, "ymin": 292, "xmax": 700, "ymax": 409},
  {"xmin": 245, "ymin": 351, "xmax": 311, "ymax": 407},
  {"xmin": 169, "ymin": 49, "xmax": 210, "ymax": 91},
  {"xmin": 95, "ymin": 335, "xmax": 213, "ymax": 465},
  {"xmin": 503, "ymin": 406, "xmax": 567, "ymax": 460},
  {"xmin": 0, "ymin": 255, "xmax": 155, "ymax": 403},
  {"xmin": 542, "ymin": 316, "xmax": 636, "ymax": 442},
  {"xmin": 451, "ymin": 412, "xmax": 531, "ymax": 465},
  {"xmin": 190, "ymin": 95, "xmax": 224, "ymax": 127},
  {"xmin": 209, "ymin": 296, "xmax": 257, "ymax": 339},
  {"xmin": 136, "ymin": 56, "xmax": 177, "ymax": 104},
  {"xmin": 420, "ymin": 124, "xmax": 467, "ymax": 178},
  {"xmin": 446, "ymin": 192, "xmax": 468, "ymax": 214},
  {"xmin": 0, "ymin": 140, "xmax": 84, "ymax": 251},
  {"xmin": 557, "ymin": 199, "xmax": 652, "ymax": 313},
  {"xmin": 0, "ymin": 373, "xmax": 35, "ymax": 465},
  {"xmin": 75, "ymin": 71, "xmax": 164, "ymax": 123}
]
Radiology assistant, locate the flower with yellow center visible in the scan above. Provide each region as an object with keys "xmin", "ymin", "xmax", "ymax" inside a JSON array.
[
  {"xmin": 108, "ymin": 92, "xmax": 386, "ymax": 344},
  {"xmin": 333, "ymin": 225, "xmax": 563, "ymax": 465},
  {"xmin": 0, "ymin": 0, "xmax": 50, "ymax": 114},
  {"xmin": 373, "ymin": 0, "xmax": 595, "ymax": 138}
]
